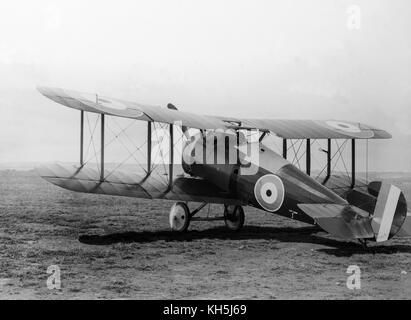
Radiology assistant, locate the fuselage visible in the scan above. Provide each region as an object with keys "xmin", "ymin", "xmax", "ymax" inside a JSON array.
[{"xmin": 182, "ymin": 131, "xmax": 346, "ymax": 224}]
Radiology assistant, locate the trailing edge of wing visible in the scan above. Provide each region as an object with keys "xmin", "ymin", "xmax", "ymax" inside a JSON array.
[
  {"xmin": 298, "ymin": 203, "xmax": 374, "ymax": 239},
  {"xmin": 38, "ymin": 86, "xmax": 391, "ymax": 139}
]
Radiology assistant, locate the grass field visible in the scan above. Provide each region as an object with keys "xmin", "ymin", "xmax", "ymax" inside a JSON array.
[{"xmin": 1, "ymin": 169, "xmax": 411, "ymax": 299}]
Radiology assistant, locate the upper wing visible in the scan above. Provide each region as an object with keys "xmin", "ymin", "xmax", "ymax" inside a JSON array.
[
  {"xmin": 38, "ymin": 86, "xmax": 391, "ymax": 139},
  {"xmin": 37, "ymin": 86, "xmax": 229, "ymax": 130},
  {"xmin": 234, "ymin": 119, "xmax": 391, "ymax": 139}
]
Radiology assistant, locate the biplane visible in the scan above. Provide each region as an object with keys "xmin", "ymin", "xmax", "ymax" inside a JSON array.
[{"xmin": 36, "ymin": 86, "xmax": 411, "ymax": 245}]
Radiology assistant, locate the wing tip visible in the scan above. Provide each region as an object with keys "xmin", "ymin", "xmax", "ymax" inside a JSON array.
[
  {"xmin": 375, "ymin": 130, "xmax": 392, "ymax": 139},
  {"xmin": 36, "ymin": 85, "xmax": 55, "ymax": 97}
]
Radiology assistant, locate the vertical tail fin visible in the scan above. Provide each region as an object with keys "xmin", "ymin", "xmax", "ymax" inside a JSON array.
[{"xmin": 371, "ymin": 183, "xmax": 407, "ymax": 242}]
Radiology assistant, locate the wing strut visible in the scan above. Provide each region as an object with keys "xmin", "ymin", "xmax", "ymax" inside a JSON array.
[
  {"xmin": 168, "ymin": 124, "xmax": 174, "ymax": 189},
  {"xmin": 282, "ymin": 139, "xmax": 287, "ymax": 159},
  {"xmin": 327, "ymin": 138, "xmax": 331, "ymax": 182},
  {"xmin": 100, "ymin": 114, "xmax": 105, "ymax": 182},
  {"xmin": 351, "ymin": 139, "xmax": 355, "ymax": 188},
  {"xmin": 80, "ymin": 110, "xmax": 84, "ymax": 166},
  {"xmin": 306, "ymin": 139, "xmax": 311, "ymax": 176},
  {"xmin": 322, "ymin": 138, "xmax": 331, "ymax": 184},
  {"xmin": 147, "ymin": 122, "xmax": 151, "ymax": 175}
]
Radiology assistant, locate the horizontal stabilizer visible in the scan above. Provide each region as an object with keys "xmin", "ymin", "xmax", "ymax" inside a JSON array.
[{"xmin": 297, "ymin": 203, "xmax": 374, "ymax": 240}]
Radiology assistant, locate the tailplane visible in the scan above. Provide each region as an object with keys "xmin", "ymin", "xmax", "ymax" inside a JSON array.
[{"xmin": 298, "ymin": 182, "xmax": 407, "ymax": 242}]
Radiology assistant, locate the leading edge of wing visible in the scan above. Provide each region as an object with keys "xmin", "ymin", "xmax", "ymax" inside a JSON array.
[
  {"xmin": 37, "ymin": 86, "xmax": 152, "ymax": 121},
  {"xmin": 297, "ymin": 203, "xmax": 374, "ymax": 239},
  {"xmin": 38, "ymin": 86, "xmax": 391, "ymax": 139}
]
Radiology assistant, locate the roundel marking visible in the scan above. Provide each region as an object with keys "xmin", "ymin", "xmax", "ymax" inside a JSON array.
[
  {"xmin": 254, "ymin": 174, "xmax": 285, "ymax": 212},
  {"xmin": 79, "ymin": 93, "xmax": 136, "ymax": 111},
  {"xmin": 326, "ymin": 120, "xmax": 362, "ymax": 133},
  {"xmin": 97, "ymin": 97, "xmax": 129, "ymax": 111}
]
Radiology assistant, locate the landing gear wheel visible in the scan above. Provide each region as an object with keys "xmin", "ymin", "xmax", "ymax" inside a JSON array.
[
  {"xmin": 169, "ymin": 202, "xmax": 190, "ymax": 232},
  {"xmin": 224, "ymin": 205, "xmax": 245, "ymax": 231}
]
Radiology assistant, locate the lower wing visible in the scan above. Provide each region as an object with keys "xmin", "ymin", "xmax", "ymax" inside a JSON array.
[{"xmin": 36, "ymin": 162, "xmax": 242, "ymax": 205}]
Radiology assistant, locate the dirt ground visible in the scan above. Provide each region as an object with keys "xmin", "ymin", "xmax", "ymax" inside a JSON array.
[{"xmin": 1, "ymin": 169, "xmax": 411, "ymax": 299}]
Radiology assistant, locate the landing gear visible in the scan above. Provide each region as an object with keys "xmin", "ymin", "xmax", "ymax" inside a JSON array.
[
  {"xmin": 224, "ymin": 205, "xmax": 245, "ymax": 231},
  {"xmin": 169, "ymin": 202, "xmax": 190, "ymax": 232},
  {"xmin": 168, "ymin": 202, "xmax": 245, "ymax": 232}
]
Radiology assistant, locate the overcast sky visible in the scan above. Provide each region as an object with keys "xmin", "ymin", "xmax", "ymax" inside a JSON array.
[{"xmin": 0, "ymin": 0, "xmax": 411, "ymax": 171}]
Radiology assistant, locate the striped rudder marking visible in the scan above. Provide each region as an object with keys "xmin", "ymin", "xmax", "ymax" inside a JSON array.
[{"xmin": 371, "ymin": 184, "xmax": 403, "ymax": 242}]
